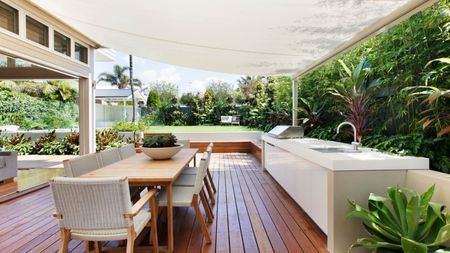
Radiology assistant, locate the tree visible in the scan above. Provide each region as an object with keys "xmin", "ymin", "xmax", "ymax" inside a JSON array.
[
  {"xmin": 237, "ymin": 76, "xmax": 261, "ymax": 101},
  {"xmin": 129, "ymin": 55, "xmax": 136, "ymax": 122},
  {"xmin": 148, "ymin": 81, "xmax": 178, "ymax": 104},
  {"xmin": 146, "ymin": 90, "xmax": 161, "ymax": 109},
  {"xmin": 179, "ymin": 92, "xmax": 198, "ymax": 107},
  {"xmin": 97, "ymin": 64, "xmax": 142, "ymax": 89}
]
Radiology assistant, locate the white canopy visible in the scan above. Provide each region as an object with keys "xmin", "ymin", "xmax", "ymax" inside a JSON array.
[{"xmin": 31, "ymin": 0, "xmax": 434, "ymax": 76}]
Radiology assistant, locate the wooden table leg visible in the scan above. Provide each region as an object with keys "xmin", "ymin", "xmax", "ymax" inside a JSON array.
[{"xmin": 167, "ymin": 183, "xmax": 174, "ymax": 252}]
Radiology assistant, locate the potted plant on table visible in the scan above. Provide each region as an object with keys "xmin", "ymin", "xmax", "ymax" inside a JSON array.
[{"xmin": 141, "ymin": 134, "xmax": 183, "ymax": 160}]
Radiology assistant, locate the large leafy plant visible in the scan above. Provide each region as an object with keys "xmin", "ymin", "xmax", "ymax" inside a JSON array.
[
  {"xmin": 328, "ymin": 58, "xmax": 380, "ymax": 142},
  {"xmin": 297, "ymin": 97, "xmax": 325, "ymax": 129},
  {"xmin": 348, "ymin": 185, "xmax": 450, "ymax": 253}
]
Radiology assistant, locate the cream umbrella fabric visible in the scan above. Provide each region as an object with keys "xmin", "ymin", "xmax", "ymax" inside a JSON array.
[{"xmin": 31, "ymin": 0, "xmax": 434, "ymax": 75}]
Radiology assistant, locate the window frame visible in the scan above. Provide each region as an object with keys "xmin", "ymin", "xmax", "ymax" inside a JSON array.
[
  {"xmin": 54, "ymin": 30, "xmax": 71, "ymax": 57},
  {"xmin": 0, "ymin": 1, "xmax": 19, "ymax": 34},
  {"xmin": 26, "ymin": 15, "xmax": 49, "ymax": 47},
  {"xmin": 74, "ymin": 41, "xmax": 88, "ymax": 64}
]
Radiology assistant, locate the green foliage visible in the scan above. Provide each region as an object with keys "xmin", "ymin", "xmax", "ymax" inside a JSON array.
[
  {"xmin": 403, "ymin": 57, "xmax": 450, "ymax": 137},
  {"xmin": 362, "ymin": 133, "xmax": 450, "ymax": 173},
  {"xmin": 7, "ymin": 142, "xmax": 34, "ymax": 155},
  {"xmin": 297, "ymin": 97, "xmax": 325, "ymax": 129},
  {"xmin": 146, "ymin": 90, "xmax": 160, "ymax": 109},
  {"xmin": 0, "ymin": 80, "xmax": 77, "ymax": 102},
  {"xmin": 112, "ymin": 121, "xmax": 145, "ymax": 132},
  {"xmin": 348, "ymin": 185, "xmax": 450, "ymax": 252},
  {"xmin": 33, "ymin": 131, "xmax": 57, "ymax": 153},
  {"xmin": 96, "ymin": 129, "xmax": 125, "ymax": 152},
  {"xmin": 0, "ymin": 90, "xmax": 78, "ymax": 130},
  {"xmin": 142, "ymin": 134, "xmax": 177, "ymax": 148}
]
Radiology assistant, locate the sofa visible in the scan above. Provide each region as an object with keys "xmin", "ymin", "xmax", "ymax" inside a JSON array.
[{"xmin": 0, "ymin": 151, "xmax": 18, "ymax": 182}]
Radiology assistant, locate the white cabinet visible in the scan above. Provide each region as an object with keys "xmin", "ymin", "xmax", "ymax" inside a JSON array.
[{"xmin": 264, "ymin": 141, "xmax": 328, "ymax": 233}]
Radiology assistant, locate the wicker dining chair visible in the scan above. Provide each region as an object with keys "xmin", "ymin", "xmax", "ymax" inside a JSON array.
[
  {"xmin": 118, "ymin": 144, "xmax": 136, "ymax": 160},
  {"xmin": 50, "ymin": 177, "xmax": 159, "ymax": 253},
  {"xmin": 63, "ymin": 153, "xmax": 101, "ymax": 177},
  {"xmin": 157, "ymin": 152, "xmax": 213, "ymax": 243},
  {"xmin": 98, "ymin": 148, "xmax": 121, "ymax": 167}
]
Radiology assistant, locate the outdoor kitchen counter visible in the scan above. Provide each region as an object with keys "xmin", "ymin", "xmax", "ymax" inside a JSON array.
[
  {"xmin": 262, "ymin": 135, "xmax": 429, "ymax": 171},
  {"xmin": 261, "ymin": 134, "xmax": 429, "ymax": 253}
]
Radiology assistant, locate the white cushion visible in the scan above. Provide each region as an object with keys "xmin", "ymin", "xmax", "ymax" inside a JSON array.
[
  {"xmin": 181, "ymin": 166, "xmax": 198, "ymax": 175},
  {"xmin": 157, "ymin": 186, "xmax": 195, "ymax": 207},
  {"xmin": 71, "ymin": 209, "xmax": 151, "ymax": 241},
  {"xmin": 173, "ymin": 174, "xmax": 196, "ymax": 187}
]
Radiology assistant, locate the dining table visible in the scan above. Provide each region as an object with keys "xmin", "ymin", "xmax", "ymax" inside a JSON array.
[{"xmin": 81, "ymin": 148, "xmax": 199, "ymax": 252}]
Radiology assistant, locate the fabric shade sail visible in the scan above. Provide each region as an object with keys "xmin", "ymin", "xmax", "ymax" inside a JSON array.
[{"xmin": 31, "ymin": 0, "xmax": 435, "ymax": 76}]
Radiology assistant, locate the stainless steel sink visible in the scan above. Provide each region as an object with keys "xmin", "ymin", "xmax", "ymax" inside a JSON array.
[{"xmin": 311, "ymin": 147, "xmax": 362, "ymax": 153}]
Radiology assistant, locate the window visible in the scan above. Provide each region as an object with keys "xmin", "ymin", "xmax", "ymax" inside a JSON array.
[
  {"xmin": 26, "ymin": 16, "xmax": 48, "ymax": 46},
  {"xmin": 75, "ymin": 42, "xmax": 88, "ymax": 63},
  {"xmin": 54, "ymin": 31, "xmax": 71, "ymax": 56},
  {"xmin": 0, "ymin": 1, "xmax": 18, "ymax": 34}
]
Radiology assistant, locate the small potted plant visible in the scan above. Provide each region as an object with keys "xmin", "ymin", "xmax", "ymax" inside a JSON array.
[{"xmin": 141, "ymin": 134, "xmax": 183, "ymax": 160}]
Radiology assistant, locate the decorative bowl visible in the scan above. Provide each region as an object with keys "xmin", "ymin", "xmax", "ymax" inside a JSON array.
[{"xmin": 142, "ymin": 144, "xmax": 183, "ymax": 160}]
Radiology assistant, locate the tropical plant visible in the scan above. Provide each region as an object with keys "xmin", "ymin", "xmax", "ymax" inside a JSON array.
[
  {"xmin": 403, "ymin": 57, "xmax": 450, "ymax": 137},
  {"xmin": 328, "ymin": 58, "xmax": 381, "ymax": 142},
  {"xmin": 297, "ymin": 97, "xmax": 325, "ymax": 129},
  {"xmin": 96, "ymin": 129, "xmax": 124, "ymax": 152},
  {"xmin": 33, "ymin": 130, "xmax": 57, "ymax": 153},
  {"xmin": 97, "ymin": 65, "xmax": 131, "ymax": 89},
  {"xmin": 5, "ymin": 133, "xmax": 31, "ymax": 146},
  {"xmin": 142, "ymin": 134, "xmax": 177, "ymax": 148},
  {"xmin": 348, "ymin": 185, "xmax": 450, "ymax": 253}
]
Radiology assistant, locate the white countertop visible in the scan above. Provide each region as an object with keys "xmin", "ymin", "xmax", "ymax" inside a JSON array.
[{"xmin": 262, "ymin": 135, "xmax": 429, "ymax": 171}]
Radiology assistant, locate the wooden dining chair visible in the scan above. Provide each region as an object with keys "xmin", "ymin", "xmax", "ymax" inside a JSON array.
[
  {"xmin": 157, "ymin": 152, "xmax": 213, "ymax": 243},
  {"xmin": 98, "ymin": 148, "xmax": 121, "ymax": 167},
  {"xmin": 63, "ymin": 153, "xmax": 101, "ymax": 177},
  {"xmin": 50, "ymin": 177, "xmax": 159, "ymax": 253},
  {"xmin": 119, "ymin": 144, "xmax": 136, "ymax": 160},
  {"xmin": 179, "ymin": 143, "xmax": 216, "ymax": 204}
]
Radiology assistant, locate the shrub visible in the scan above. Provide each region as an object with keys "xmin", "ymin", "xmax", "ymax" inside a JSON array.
[{"xmin": 112, "ymin": 121, "xmax": 145, "ymax": 132}]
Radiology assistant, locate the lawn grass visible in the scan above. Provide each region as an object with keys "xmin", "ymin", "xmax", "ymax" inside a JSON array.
[{"xmin": 144, "ymin": 125, "xmax": 259, "ymax": 133}]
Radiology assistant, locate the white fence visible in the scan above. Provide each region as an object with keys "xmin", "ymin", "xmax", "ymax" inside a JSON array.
[{"xmin": 95, "ymin": 104, "xmax": 140, "ymax": 128}]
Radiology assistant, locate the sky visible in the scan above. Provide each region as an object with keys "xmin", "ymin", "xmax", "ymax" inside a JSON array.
[{"xmin": 95, "ymin": 51, "xmax": 242, "ymax": 95}]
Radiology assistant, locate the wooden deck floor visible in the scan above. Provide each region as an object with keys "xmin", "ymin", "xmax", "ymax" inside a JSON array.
[{"xmin": 0, "ymin": 153, "xmax": 327, "ymax": 253}]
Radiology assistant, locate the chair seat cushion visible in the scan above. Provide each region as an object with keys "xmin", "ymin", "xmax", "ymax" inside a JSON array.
[
  {"xmin": 71, "ymin": 209, "xmax": 151, "ymax": 241},
  {"xmin": 157, "ymin": 186, "xmax": 195, "ymax": 207},
  {"xmin": 181, "ymin": 166, "xmax": 197, "ymax": 175},
  {"xmin": 173, "ymin": 174, "xmax": 196, "ymax": 187}
]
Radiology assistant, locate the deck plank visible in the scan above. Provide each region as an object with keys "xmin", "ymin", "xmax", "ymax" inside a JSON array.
[{"xmin": 0, "ymin": 153, "xmax": 326, "ymax": 252}]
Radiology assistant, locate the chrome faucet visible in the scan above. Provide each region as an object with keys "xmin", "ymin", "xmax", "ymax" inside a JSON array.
[{"xmin": 336, "ymin": 121, "xmax": 360, "ymax": 150}]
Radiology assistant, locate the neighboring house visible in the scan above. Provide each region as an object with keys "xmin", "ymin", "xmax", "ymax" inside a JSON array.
[
  {"xmin": 95, "ymin": 88, "xmax": 146, "ymax": 127},
  {"xmin": 95, "ymin": 88, "xmax": 145, "ymax": 105}
]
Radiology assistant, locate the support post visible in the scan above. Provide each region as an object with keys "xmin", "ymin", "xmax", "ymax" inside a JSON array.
[
  {"xmin": 78, "ymin": 49, "xmax": 96, "ymax": 155},
  {"xmin": 292, "ymin": 78, "xmax": 298, "ymax": 126}
]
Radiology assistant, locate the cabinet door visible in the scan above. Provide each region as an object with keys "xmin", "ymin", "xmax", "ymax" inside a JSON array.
[{"xmin": 264, "ymin": 141, "xmax": 328, "ymax": 233}]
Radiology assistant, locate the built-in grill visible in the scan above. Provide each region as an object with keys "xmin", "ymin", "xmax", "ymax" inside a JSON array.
[{"xmin": 268, "ymin": 125, "xmax": 304, "ymax": 139}]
